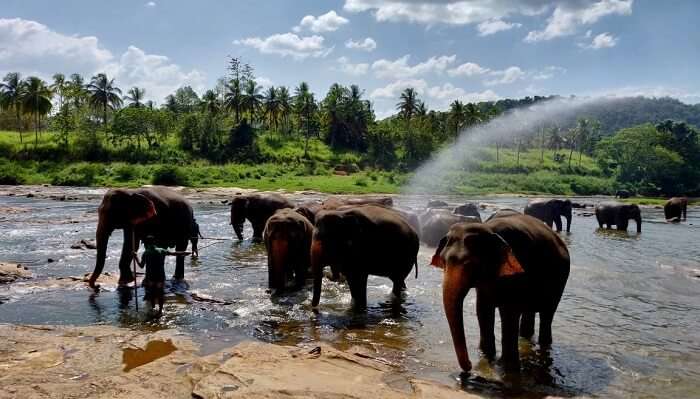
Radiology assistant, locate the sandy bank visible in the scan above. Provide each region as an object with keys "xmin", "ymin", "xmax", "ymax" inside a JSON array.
[{"xmin": 0, "ymin": 324, "xmax": 482, "ymax": 399}]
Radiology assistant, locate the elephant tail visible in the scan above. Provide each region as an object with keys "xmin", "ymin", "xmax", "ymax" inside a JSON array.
[{"xmin": 414, "ymin": 258, "xmax": 418, "ymax": 279}]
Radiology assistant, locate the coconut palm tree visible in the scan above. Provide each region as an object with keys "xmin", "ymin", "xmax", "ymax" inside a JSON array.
[
  {"xmin": 0, "ymin": 72, "xmax": 25, "ymax": 143},
  {"xmin": 125, "ymin": 87, "xmax": 146, "ymax": 108},
  {"xmin": 241, "ymin": 80, "xmax": 263, "ymax": 122},
  {"xmin": 86, "ymin": 73, "xmax": 122, "ymax": 125},
  {"xmin": 51, "ymin": 73, "xmax": 67, "ymax": 109},
  {"xmin": 21, "ymin": 76, "xmax": 53, "ymax": 146},
  {"xmin": 277, "ymin": 86, "xmax": 292, "ymax": 134},
  {"xmin": 448, "ymin": 100, "xmax": 465, "ymax": 136},
  {"xmin": 396, "ymin": 87, "xmax": 418, "ymax": 122},
  {"xmin": 224, "ymin": 79, "xmax": 243, "ymax": 122},
  {"xmin": 464, "ymin": 103, "xmax": 483, "ymax": 127},
  {"xmin": 294, "ymin": 82, "xmax": 317, "ymax": 157},
  {"xmin": 263, "ymin": 86, "xmax": 280, "ymax": 131},
  {"xmin": 200, "ymin": 89, "xmax": 220, "ymax": 115},
  {"xmin": 68, "ymin": 73, "xmax": 87, "ymax": 109}
]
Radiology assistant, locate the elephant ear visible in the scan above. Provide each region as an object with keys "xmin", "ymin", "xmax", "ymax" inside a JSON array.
[
  {"xmin": 128, "ymin": 193, "xmax": 157, "ymax": 225},
  {"xmin": 430, "ymin": 236, "xmax": 448, "ymax": 269},
  {"xmin": 492, "ymin": 233, "xmax": 524, "ymax": 277}
]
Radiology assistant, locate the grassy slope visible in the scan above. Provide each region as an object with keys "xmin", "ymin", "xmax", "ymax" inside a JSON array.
[{"xmin": 0, "ymin": 130, "xmax": 613, "ymax": 195}]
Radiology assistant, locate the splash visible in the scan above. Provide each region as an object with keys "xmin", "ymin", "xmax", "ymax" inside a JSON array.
[{"xmin": 404, "ymin": 96, "xmax": 616, "ymax": 194}]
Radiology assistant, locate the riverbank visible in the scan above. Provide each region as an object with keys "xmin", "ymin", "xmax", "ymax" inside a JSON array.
[{"xmin": 0, "ymin": 323, "xmax": 482, "ymax": 399}]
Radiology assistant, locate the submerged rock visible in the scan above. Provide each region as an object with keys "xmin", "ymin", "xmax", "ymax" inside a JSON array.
[{"xmin": 0, "ymin": 263, "xmax": 32, "ymax": 284}]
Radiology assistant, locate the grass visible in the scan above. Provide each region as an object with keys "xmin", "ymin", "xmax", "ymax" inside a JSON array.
[
  {"xmin": 620, "ymin": 197, "xmax": 700, "ymax": 206},
  {"xmin": 0, "ymin": 129, "xmax": 623, "ymax": 195}
]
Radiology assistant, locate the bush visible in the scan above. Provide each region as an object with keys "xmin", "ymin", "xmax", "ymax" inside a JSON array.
[
  {"xmin": 51, "ymin": 163, "xmax": 103, "ymax": 186},
  {"xmin": 152, "ymin": 165, "xmax": 190, "ymax": 186},
  {"xmin": 114, "ymin": 164, "xmax": 139, "ymax": 182},
  {"xmin": 0, "ymin": 160, "xmax": 26, "ymax": 185}
]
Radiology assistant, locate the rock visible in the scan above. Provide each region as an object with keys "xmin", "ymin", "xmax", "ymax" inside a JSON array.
[
  {"xmin": 71, "ymin": 239, "xmax": 97, "ymax": 250},
  {"xmin": 47, "ymin": 258, "xmax": 55, "ymax": 263},
  {"xmin": 0, "ymin": 262, "xmax": 32, "ymax": 284},
  {"xmin": 26, "ymin": 193, "xmax": 35, "ymax": 198}
]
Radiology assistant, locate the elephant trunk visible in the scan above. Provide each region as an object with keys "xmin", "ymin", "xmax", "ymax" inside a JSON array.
[
  {"xmin": 635, "ymin": 215, "xmax": 642, "ymax": 233},
  {"xmin": 233, "ymin": 222, "xmax": 244, "ymax": 240},
  {"xmin": 565, "ymin": 214, "xmax": 572, "ymax": 233},
  {"xmin": 442, "ymin": 266, "xmax": 472, "ymax": 372},
  {"xmin": 311, "ymin": 239, "xmax": 324, "ymax": 307},
  {"xmin": 268, "ymin": 237, "xmax": 288, "ymax": 291},
  {"xmin": 91, "ymin": 220, "xmax": 114, "ymax": 286}
]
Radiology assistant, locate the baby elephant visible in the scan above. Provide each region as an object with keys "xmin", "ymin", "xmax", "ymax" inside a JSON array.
[
  {"xmin": 664, "ymin": 197, "xmax": 688, "ymax": 221},
  {"xmin": 263, "ymin": 209, "xmax": 314, "ymax": 293},
  {"xmin": 595, "ymin": 202, "xmax": 642, "ymax": 233}
]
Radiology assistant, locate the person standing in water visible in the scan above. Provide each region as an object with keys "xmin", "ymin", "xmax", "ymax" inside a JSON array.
[{"xmin": 133, "ymin": 235, "xmax": 190, "ymax": 315}]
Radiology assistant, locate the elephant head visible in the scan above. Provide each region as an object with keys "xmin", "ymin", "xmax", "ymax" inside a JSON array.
[
  {"xmin": 311, "ymin": 210, "xmax": 361, "ymax": 306},
  {"xmin": 430, "ymin": 223, "xmax": 525, "ymax": 372},
  {"xmin": 91, "ymin": 189, "xmax": 157, "ymax": 286},
  {"xmin": 620, "ymin": 204, "xmax": 642, "ymax": 233},
  {"xmin": 230, "ymin": 194, "xmax": 250, "ymax": 240}
]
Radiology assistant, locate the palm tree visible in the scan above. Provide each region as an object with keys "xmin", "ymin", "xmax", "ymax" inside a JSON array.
[
  {"xmin": 21, "ymin": 77, "xmax": 53, "ymax": 146},
  {"xmin": 224, "ymin": 79, "xmax": 243, "ymax": 122},
  {"xmin": 396, "ymin": 88, "xmax": 418, "ymax": 122},
  {"xmin": 241, "ymin": 80, "xmax": 263, "ymax": 122},
  {"xmin": 51, "ymin": 73, "xmax": 67, "ymax": 109},
  {"xmin": 68, "ymin": 73, "xmax": 86, "ymax": 109},
  {"xmin": 263, "ymin": 86, "xmax": 280, "ymax": 130},
  {"xmin": 448, "ymin": 100, "xmax": 465, "ymax": 136},
  {"xmin": 200, "ymin": 89, "xmax": 220, "ymax": 115},
  {"xmin": 125, "ymin": 87, "xmax": 146, "ymax": 108},
  {"xmin": 294, "ymin": 82, "xmax": 317, "ymax": 157},
  {"xmin": 463, "ymin": 103, "xmax": 483, "ymax": 127},
  {"xmin": 277, "ymin": 86, "xmax": 292, "ymax": 134},
  {"xmin": 86, "ymin": 73, "xmax": 122, "ymax": 125},
  {"xmin": 0, "ymin": 72, "xmax": 25, "ymax": 143}
]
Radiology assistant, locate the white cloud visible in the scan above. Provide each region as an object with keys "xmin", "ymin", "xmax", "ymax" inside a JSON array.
[
  {"xmin": 477, "ymin": 19, "xmax": 521, "ymax": 36},
  {"xmin": 256, "ymin": 76, "xmax": 274, "ymax": 87},
  {"xmin": 447, "ymin": 62, "xmax": 490, "ymax": 77},
  {"xmin": 484, "ymin": 66, "xmax": 525, "ymax": 85},
  {"xmin": 372, "ymin": 54, "xmax": 456, "ymax": 79},
  {"xmin": 345, "ymin": 37, "xmax": 377, "ymax": 51},
  {"xmin": 370, "ymin": 79, "xmax": 429, "ymax": 99},
  {"xmin": 234, "ymin": 33, "xmax": 333, "ymax": 59},
  {"xmin": 581, "ymin": 32, "xmax": 618, "ymax": 49},
  {"xmin": 427, "ymin": 83, "xmax": 499, "ymax": 105},
  {"xmin": 532, "ymin": 65, "xmax": 567, "ymax": 80},
  {"xmin": 293, "ymin": 11, "xmax": 349, "ymax": 33},
  {"xmin": 0, "ymin": 18, "xmax": 204, "ymax": 103},
  {"xmin": 525, "ymin": 0, "xmax": 632, "ymax": 42},
  {"xmin": 336, "ymin": 57, "xmax": 370, "ymax": 76},
  {"xmin": 145, "ymin": 1, "xmax": 156, "ymax": 7}
]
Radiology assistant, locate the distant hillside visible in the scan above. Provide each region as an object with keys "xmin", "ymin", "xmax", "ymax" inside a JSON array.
[{"xmin": 490, "ymin": 95, "xmax": 700, "ymax": 135}]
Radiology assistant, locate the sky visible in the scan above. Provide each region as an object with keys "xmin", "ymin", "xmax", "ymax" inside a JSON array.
[{"xmin": 2, "ymin": 0, "xmax": 699, "ymax": 118}]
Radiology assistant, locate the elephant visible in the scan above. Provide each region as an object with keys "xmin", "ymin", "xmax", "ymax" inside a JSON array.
[
  {"xmin": 230, "ymin": 193, "xmax": 294, "ymax": 240},
  {"xmin": 311, "ymin": 205, "xmax": 419, "ymax": 309},
  {"xmin": 595, "ymin": 202, "xmax": 642, "ymax": 232},
  {"xmin": 431, "ymin": 214, "xmax": 570, "ymax": 372},
  {"xmin": 321, "ymin": 196, "xmax": 393, "ymax": 210},
  {"xmin": 89, "ymin": 187, "xmax": 194, "ymax": 288},
  {"xmin": 615, "ymin": 190, "xmax": 631, "ymax": 199},
  {"xmin": 427, "ymin": 200, "xmax": 449, "ymax": 208},
  {"xmin": 524, "ymin": 198, "xmax": 572, "ymax": 232},
  {"xmin": 263, "ymin": 209, "xmax": 314, "ymax": 293},
  {"xmin": 453, "ymin": 202, "xmax": 482, "ymax": 222},
  {"xmin": 664, "ymin": 197, "xmax": 688, "ymax": 221},
  {"xmin": 294, "ymin": 201, "xmax": 323, "ymax": 224},
  {"xmin": 419, "ymin": 209, "xmax": 480, "ymax": 247},
  {"xmin": 485, "ymin": 208, "xmax": 521, "ymax": 222}
]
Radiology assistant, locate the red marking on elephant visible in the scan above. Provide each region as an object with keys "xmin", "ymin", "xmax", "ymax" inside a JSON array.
[{"xmin": 499, "ymin": 249, "xmax": 524, "ymax": 277}]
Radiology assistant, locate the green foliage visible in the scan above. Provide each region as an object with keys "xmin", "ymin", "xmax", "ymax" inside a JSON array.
[
  {"xmin": 51, "ymin": 163, "xmax": 104, "ymax": 186},
  {"xmin": 152, "ymin": 165, "xmax": 190, "ymax": 186},
  {"xmin": 0, "ymin": 159, "xmax": 26, "ymax": 184}
]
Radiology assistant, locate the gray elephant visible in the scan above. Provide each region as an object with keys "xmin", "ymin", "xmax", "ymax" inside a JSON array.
[
  {"xmin": 524, "ymin": 198, "xmax": 572, "ymax": 232},
  {"xmin": 90, "ymin": 187, "xmax": 194, "ymax": 288},
  {"xmin": 664, "ymin": 197, "xmax": 688, "ymax": 221},
  {"xmin": 263, "ymin": 209, "xmax": 314, "ymax": 293},
  {"xmin": 230, "ymin": 193, "xmax": 294, "ymax": 240},
  {"xmin": 615, "ymin": 190, "xmax": 631, "ymax": 199},
  {"xmin": 453, "ymin": 202, "xmax": 482, "ymax": 222},
  {"xmin": 595, "ymin": 202, "xmax": 642, "ymax": 232},
  {"xmin": 419, "ymin": 209, "xmax": 480, "ymax": 247}
]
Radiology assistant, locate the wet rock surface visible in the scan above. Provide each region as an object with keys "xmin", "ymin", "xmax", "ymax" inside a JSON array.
[
  {"xmin": 0, "ymin": 263, "xmax": 32, "ymax": 284},
  {"xmin": 0, "ymin": 324, "xmax": 480, "ymax": 399}
]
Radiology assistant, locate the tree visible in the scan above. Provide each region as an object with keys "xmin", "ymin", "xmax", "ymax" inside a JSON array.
[
  {"xmin": 224, "ymin": 79, "xmax": 243, "ymax": 122},
  {"xmin": 171, "ymin": 86, "xmax": 200, "ymax": 114},
  {"xmin": 277, "ymin": 86, "xmax": 292, "ymax": 134},
  {"xmin": 396, "ymin": 88, "xmax": 418, "ymax": 123},
  {"xmin": 67, "ymin": 73, "xmax": 87, "ymax": 109},
  {"xmin": 448, "ymin": 100, "xmax": 465, "ymax": 137},
  {"xmin": 263, "ymin": 86, "xmax": 280, "ymax": 130},
  {"xmin": 21, "ymin": 76, "xmax": 53, "ymax": 146},
  {"xmin": 200, "ymin": 90, "xmax": 220, "ymax": 115},
  {"xmin": 0, "ymin": 72, "xmax": 25, "ymax": 143},
  {"xmin": 294, "ymin": 82, "xmax": 317, "ymax": 157},
  {"xmin": 51, "ymin": 73, "xmax": 67, "ymax": 109},
  {"xmin": 125, "ymin": 87, "xmax": 146, "ymax": 108},
  {"xmin": 86, "ymin": 73, "xmax": 122, "ymax": 125},
  {"xmin": 241, "ymin": 80, "xmax": 263, "ymax": 122}
]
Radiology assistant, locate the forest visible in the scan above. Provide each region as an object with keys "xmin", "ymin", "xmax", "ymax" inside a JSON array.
[{"xmin": 1, "ymin": 57, "xmax": 699, "ymax": 196}]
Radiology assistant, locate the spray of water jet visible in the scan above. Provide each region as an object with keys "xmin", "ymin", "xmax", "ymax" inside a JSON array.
[{"xmin": 404, "ymin": 96, "xmax": 619, "ymax": 195}]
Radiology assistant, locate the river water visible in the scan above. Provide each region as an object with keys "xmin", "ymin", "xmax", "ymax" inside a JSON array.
[{"xmin": 1, "ymin": 190, "xmax": 699, "ymax": 398}]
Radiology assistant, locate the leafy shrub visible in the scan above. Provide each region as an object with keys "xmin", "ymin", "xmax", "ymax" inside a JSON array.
[
  {"xmin": 51, "ymin": 163, "xmax": 103, "ymax": 186},
  {"xmin": 114, "ymin": 164, "xmax": 139, "ymax": 182},
  {"xmin": 0, "ymin": 160, "xmax": 26, "ymax": 185},
  {"xmin": 152, "ymin": 165, "xmax": 190, "ymax": 186}
]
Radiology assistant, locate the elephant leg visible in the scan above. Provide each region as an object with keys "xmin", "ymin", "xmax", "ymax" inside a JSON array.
[
  {"xmin": 476, "ymin": 290, "xmax": 496, "ymax": 358},
  {"xmin": 173, "ymin": 239, "xmax": 187, "ymax": 280},
  {"xmin": 251, "ymin": 221, "xmax": 264, "ymax": 242},
  {"xmin": 538, "ymin": 309, "xmax": 555, "ymax": 348},
  {"xmin": 293, "ymin": 250, "xmax": 306, "ymax": 289},
  {"xmin": 499, "ymin": 307, "xmax": 521, "ymax": 372},
  {"xmin": 118, "ymin": 228, "xmax": 136, "ymax": 285},
  {"xmin": 391, "ymin": 278, "xmax": 406, "ymax": 297},
  {"xmin": 553, "ymin": 217, "xmax": 562, "ymax": 232},
  {"xmin": 348, "ymin": 274, "xmax": 368, "ymax": 309},
  {"xmin": 519, "ymin": 311, "xmax": 536, "ymax": 339}
]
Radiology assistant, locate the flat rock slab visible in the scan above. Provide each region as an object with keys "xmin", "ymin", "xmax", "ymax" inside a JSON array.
[
  {"xmin": 0, "ymin": 324, "xmax": 482, "ymax": 399},
  {"xmin": 0, "ymin": 263, "xmax": 32, "ymax": 284}
]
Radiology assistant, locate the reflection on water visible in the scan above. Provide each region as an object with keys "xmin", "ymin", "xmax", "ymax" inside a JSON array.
[{"xmin": 1, "ymin": 193, "xmax": 699, "ymax": 398}]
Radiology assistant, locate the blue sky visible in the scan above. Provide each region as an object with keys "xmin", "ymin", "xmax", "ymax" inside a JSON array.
[{"xmin": 2, "ymin": 0, "xmax": 699, "ymax": 117}]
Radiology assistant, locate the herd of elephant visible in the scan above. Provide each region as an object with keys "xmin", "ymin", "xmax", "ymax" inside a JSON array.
[{"xmin": 84, "ymin": 187, "xmax": 689, "ymax": 373}]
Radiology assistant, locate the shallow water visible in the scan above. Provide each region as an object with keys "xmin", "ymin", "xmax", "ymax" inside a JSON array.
[{"xmin": 1, "ymin": 191, "xmax": 699, "ymax": 398}]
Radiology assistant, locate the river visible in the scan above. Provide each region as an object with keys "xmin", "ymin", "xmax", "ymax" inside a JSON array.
[{"xmin": 1, "ymin": 188, "xmax": 698, "ymax": 398}]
